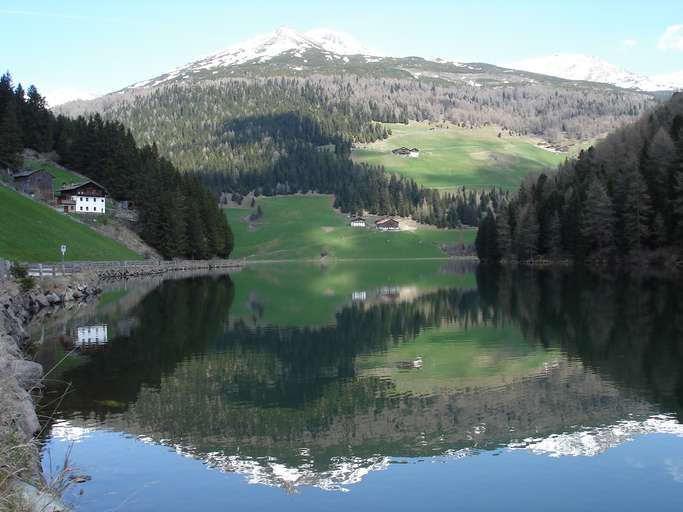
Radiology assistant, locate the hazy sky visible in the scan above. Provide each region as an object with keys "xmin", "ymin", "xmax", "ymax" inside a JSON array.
[{"xmin": 1, "ymin": 0, "xmax": 682, "ymax": 96}]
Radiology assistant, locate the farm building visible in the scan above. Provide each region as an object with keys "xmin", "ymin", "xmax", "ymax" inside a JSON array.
[
  {"xmin": 12, "ymin": 170, "xmax": 54, "ymax": 201},
  {"xmin": 350, "ymin": 217, "xmax": 366, "ymax": 227},
  {"xmin": 57, "ymin": 180, "xmax": 108, "ymax": 214},
  {"xmin": 391, "ymin": 147, "xmax": 420, "ymax": 158},
  {"xmin": 375, "ymin": 217, "xmax": 400, "ymax": 231}
]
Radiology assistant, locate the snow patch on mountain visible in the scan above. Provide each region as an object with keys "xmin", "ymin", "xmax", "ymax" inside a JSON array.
[
  {"xmin": 508, "ymin": 53, "xmax": 672, "ymax": 91},
  {"xmin": 652, "ymin": 70, "xmax": 683, "ymax": 91},
  {"xmin": 45, "ymin": 87, "xmax": 98, "ymax": 107},
  {"xmin": 508, "ymin": 414, "xmax": 683, "ymax": 457},
  {"xmin": 305, "ymin": 28, "xmax": 379, "ymax": 56}
]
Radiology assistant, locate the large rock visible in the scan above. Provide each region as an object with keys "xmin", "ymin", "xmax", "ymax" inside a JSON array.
[
  {"xmin": 15, "ymin": 387, "xmax": 41, "ymax": 437},
  {"xmin": 45, "ymin": 292, "xmax": 61, "ymax": 305},
  {"xmin": 31, "ymin": 293, "xmax": 49, "ymax": 310},
  {"xmin": 11, "ymin": 480, "xmax": 69, "ymax": 512},
  {"xmin": 63, "ymin": 288, "xmax": 75, "ymax": 302},
  {"xmin": 12, "ymin": 359, "xmax": 43, "ymax": 389}
]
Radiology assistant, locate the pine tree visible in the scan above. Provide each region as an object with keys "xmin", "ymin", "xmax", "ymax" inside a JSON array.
[
  {"xmin": 477, "ymin": 212, "xmax": 499, "ymax": 261},
  {"xmin": 495, "ymin": 205, "xmax": 512, "ymax": 259},
  {"xmin": 619, "ymin": 163, "xmax": 651, "ymax": 254},
  {"xmin": 0, "ymin": 72, "xmax": 23, "ymax": 166},
  {"xmin": 543, "ymin": 211, "xmax": 562, "ymax": 257},
  {"xmin": 515, "ymin": 204, "xmax": 539, "ymax": 260},
  {"xmin": 580, "ymin": 180, "xmax": 616, "ymax": 255}
]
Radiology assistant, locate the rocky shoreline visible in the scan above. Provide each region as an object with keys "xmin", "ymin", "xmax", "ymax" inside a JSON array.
[
  {"xmin": 1, "ymin": 275, "xmax": 102, "ymax": 512},
  {"xmin": 0, "ymin": 260, "xmax": 244, "ymax": 510}
]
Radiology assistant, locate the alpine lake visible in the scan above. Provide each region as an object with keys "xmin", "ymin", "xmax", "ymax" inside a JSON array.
[{"xmin": 33, "ymin": 261, "xmax": 683, "ymax": 511}]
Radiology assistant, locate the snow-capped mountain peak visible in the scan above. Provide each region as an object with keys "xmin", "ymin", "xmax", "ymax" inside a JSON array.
[
  {"xmin": 130, "ymin": 27, "xmax": 382, "ymax": 88},
  {"xmin": 508, "ymin": 53, "xmax": 672, "ymax": 91}
]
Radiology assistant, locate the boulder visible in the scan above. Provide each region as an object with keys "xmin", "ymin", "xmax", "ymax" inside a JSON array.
[
  {"xmin": 45, "ymin": 292, "xmax": 61, "ymax": 305},
  {"xmin": 11, "ymin": 480, "xmax": 69, "ymax": 512},
  {"xmin": 12, "ymin": 359, "xmax": 43, "ymax": 389},
  {"xmin": 34, "ymin": 294, "xmax": 50, "ymax": 309},
  {"xmin": 63, "ymin": 288, "xmax": 75, "ymax": 302},
  {"xmin": 15, "ymin": 388, "xmax": 41, "ymax": 437}
]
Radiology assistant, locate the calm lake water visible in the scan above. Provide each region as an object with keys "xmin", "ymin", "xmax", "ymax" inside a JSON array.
[{"xmin": 36, "ymin": 262, "xmax": 683, "ymax": 511}]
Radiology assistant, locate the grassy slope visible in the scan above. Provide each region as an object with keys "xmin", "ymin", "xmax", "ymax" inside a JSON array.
[
  {"xmin": 352, "ymin": 122, "xmax": 565, "ymax": 190},
  {"xmin": 225, "ymin": 195, "xmax": 475, "ymax": 261},
  {"xmin": 0, "ymin": 186, "xmax": 141, "ymax": 262}
]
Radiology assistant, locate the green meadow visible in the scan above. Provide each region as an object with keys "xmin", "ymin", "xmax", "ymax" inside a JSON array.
[
  {"xmin": 352, "ymin": 122, "xmax": 566, "ymax": 190},
  {"xmin": 225, "ymin": 194, "xmax": 475, "ymax": 261},
  {"xmin": 229, "ymin": 260, "xmax": 477, "ymax": 326},
  {"xmin": 0, "ymin": 186, "xmax": 141, "ymax": 262},
  {"xmin": 357, "ymin": 325, "xmax": 562, "ymax": 395}
]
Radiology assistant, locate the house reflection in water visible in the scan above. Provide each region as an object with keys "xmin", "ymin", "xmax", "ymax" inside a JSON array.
[
  {"xmin": 352, "ymin": 291, "xmax": 367, "ymax": 301},
  {"xmin": 76, "ymin": 325, "xmax": 108, "ymax": 347}
]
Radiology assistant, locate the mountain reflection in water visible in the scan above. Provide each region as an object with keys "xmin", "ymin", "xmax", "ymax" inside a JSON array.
[{"xmin": 37, "ymin": 263, "xmax": 683, "ymax": 507}]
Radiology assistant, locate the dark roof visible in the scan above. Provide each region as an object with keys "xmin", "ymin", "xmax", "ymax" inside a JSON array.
[
  {"xmin": 351, "ymin": 217, "xmax": 365, "ymax": 222},
  {"xmin": 375, "ymin": 217, "xmax": 399, "ymax": 225},
  {"xmin": 59, "ymin": 180, "xmax": 108, "ymax": 194},
  {"xmin": 12, "ymin": 169, "xmax": 43, "ymax": 179}
]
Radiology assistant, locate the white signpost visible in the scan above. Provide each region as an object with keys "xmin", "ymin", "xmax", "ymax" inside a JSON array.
[{"xmin": 60, "ymin": 244, "xmax": 67, "ymax": 274}]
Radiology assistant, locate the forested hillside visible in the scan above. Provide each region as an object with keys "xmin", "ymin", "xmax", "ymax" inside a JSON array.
[
  {"xmin": 476, "ymin": 92, "xmax": 683, "ymax": 264},
  {"xmin": 0, "ymin": 72, "xmax": 233, "ymax": 260},
  {"xmin": 62, "ymin": 76, "xmax": 653, "ymax": 177}
]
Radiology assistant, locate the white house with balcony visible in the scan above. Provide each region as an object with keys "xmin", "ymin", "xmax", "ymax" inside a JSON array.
[{"xmin": 57, "ymin": 180, "xmax": 107, "ymax": 214}]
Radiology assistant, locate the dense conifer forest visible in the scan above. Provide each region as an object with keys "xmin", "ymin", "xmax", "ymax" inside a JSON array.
[
  {"xmin": 476, "ymin": 92, "xmax": 683, "ymax": 264},
  {"xmin": 0, "ymin": 72, "xmax": 233, "ymax": 259},
  {"xmin": 56, "ymin": 75, "xmax": 654, "ymax": 231},
  {"xmin": 63, "ymin": 77, "xmax": 653, "ymax": 176}
]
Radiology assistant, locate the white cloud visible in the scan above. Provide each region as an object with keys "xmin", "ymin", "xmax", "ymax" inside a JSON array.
[
  {"xmin": 623, "ymin": 39, "xmax": 638, "ymax": 48},
  {"xmin": 658, "ymin": 25, "xmax": 683, "ymax": 51}
]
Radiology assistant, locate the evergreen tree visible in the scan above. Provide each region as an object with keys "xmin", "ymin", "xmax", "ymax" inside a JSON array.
[
  {"xmin": 618, "ymin": 163, "xmax": 651, "ymax": 254},
  {"xmin": 495, "ymin": 205, "xmax": 512, "ymax": 259},
  {"xmin": 515, "ymin": 204, "xmax": 539, "ymax": 259},
  {"xmin": 0, "ymin": 72, "xmax": 23, "ymax": 166},
  {"xmin": 543, "ymin": 211, "xmax": 562, "ymax": 257},
  {"xmin": 580, "ymin": 180, "xmax": 616, "ymax": 255}
]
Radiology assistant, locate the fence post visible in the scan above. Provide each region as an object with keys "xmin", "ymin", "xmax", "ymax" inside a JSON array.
[{"xmin": 38, "ymin": 263, "xmax": 43, "ymax": 278}]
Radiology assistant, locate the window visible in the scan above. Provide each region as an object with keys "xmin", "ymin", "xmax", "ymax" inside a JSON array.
[{"xmin": 79, "ymin": 207, "xmax": 83, "ymax": 211}]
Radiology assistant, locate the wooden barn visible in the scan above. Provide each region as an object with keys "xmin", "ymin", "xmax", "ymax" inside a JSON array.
[
  {"xmin": 375, "ymin": 217, "xmax": 400, "ymax": 231},
  {"xmin": 12, "ymin": 170, "xmax": 54, "ymax": 201},
  {"xmin": 391, "ymin": 147, "xmax": 420, "ymax": 158}
]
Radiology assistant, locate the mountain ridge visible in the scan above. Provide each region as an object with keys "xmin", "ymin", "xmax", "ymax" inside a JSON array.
[
  {"xmin": 112, "ymin": 28, "xmax": 672, "ymax": 94},
  {"xmin": 508, "ymin": 53, "xmax": 681, "ymax": 91}
]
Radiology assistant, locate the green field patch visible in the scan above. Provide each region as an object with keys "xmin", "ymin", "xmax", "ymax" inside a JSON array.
[
  {"xmin": 352, "ymin": 122, "xmax": 565, "ymax": 190},
  {"xmin": 357, "ymin": 325, "xmax": 563, "ymax": 395},
  {"xmin": 0, "ymin": 186, "xmax": 141, "ymax": 262},
  {"xmin": 230, "ymin": 260, "xmax": 476, "ymax": 327},
  {"xmin": 225, "ymin": 194, "xmax": 474, "ymax": 261}
]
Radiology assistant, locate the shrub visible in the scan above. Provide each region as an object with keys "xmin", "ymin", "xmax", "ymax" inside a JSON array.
[
  {"xmin": 19, "ymin": 276, "xmax": 36, "ymax": 292},
  {"xmin": 9, "ymin": 261, "xmax": 27, "ymax": 279}
]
